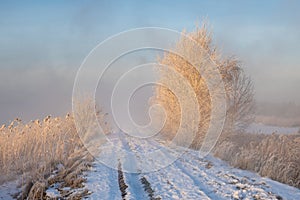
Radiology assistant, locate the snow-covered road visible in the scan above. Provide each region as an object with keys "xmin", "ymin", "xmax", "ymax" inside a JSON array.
[{"xmin": 84, "ymin": 132, "xmax": 300, "ymax": 200}]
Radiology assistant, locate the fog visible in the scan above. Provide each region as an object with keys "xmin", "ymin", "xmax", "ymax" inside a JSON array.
[{"xmin": 0, "ymin": 1, "xmax": 300, "ymax": 124}]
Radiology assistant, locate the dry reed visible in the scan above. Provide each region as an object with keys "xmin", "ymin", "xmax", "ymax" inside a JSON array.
[
  {"xmin": 214, "ymin": 132, "xmax": 300, "ymax": 189},
  {"xmin": 0, "ymin": 99, "xmax": 110, "ymax": 199}
]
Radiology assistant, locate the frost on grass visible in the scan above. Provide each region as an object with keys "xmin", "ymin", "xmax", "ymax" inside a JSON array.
[
  {"xmin": 214, "ymin": 132, "xmax": 300, "ymax": 189},
  {"xmin": 0, "ymin": 98, "xmax": 110, "ymax": 199}
]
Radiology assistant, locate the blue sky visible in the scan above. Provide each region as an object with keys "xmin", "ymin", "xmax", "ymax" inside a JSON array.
[{"xmin": 0, "ymin": 0, "xmax": 299, "ymax": 123}]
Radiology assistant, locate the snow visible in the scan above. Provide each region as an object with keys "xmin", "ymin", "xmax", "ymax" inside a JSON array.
[
  {"xmin": 1, "ymin": 131, "xmax": 299, "ymax": 199},
  {"xmin": 83, "ymin": 132, "xmax": 300, "ymax": 200},
  {"xmin": 83, "ymin": 139, "xmax": 121, "ymax": 200},
  {"xmin": 45, "ymin": 185, "xmax": 61, "ymax": 198},
  {"xmin": 246, "ymin": 123, "xmax": 299, "ymax": 134},
  {"xmin": 0, "ymin": 179, "xmax": 22, "ymax": 200}
]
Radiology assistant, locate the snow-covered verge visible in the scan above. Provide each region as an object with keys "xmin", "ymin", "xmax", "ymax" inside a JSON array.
[
  {"xmin": 214, "ymin": 131, "xmax": 300, "ymax": 189},
  {"xmin": 82, "ymin": 133, "xmax": 300, "ymax": 200},
  {"xmin": 0, "ymin": 114, "xmax": 95, "ymax": 199},
  {"xmin": 0, "ymin": 152, "xmax": 93, "ymax": 199}
]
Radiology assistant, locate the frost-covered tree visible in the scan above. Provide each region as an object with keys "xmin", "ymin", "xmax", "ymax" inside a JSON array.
[{"xmin": 151, "ymin": 24, "xmax": 254, "ymax": 148}]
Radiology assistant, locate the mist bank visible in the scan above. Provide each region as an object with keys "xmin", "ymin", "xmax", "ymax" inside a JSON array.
[{"xmin": 255, "ymin": 101, "xmax": 300, "ymax": 127}]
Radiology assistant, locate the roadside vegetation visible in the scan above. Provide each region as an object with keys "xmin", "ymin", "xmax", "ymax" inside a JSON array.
[
  {"xmin": 0, "ymin": 99, "xmax": 110, "ymax": 199},
  {"xmin": 214, "ymin": 132, "xmax": 300, "ymax": 189}
]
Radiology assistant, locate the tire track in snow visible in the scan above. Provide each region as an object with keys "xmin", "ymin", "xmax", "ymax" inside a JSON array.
[
  {"xmin": 173, "ymin": 157, "xmax": 224, "ymax": 199},
  {"xmin": 148, "ymin": 139, "xmax": 290, "ymax": 200},
  {"xmin": 117, "ymin": 133, "xmax": 149, "ymax": 200},
  {"xmin": 125, "ymin": 137, "xmax": 162, "ymax": 200},
  {"xmin": 117, "ymin": 160, "xmax": 128, "ymax": 199},
  {"xmin": 127, "ymin": 137, "xmax": 211, "ymax": 199},
  {"xmin": 127, "ymin": 138, "xmax": 184, "ymax": 199},
  {"xmin": 140, "ymin": 176, "xmax": 161, "ymax": 200},
  {"xmin": 84, "ymin": 133, "xmax": 300, "ymax": 200}
]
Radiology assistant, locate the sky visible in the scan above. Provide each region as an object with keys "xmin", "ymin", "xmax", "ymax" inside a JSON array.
[{"xmin": 0, "ymin": 0, "xmax": 299, "ymax": 124}]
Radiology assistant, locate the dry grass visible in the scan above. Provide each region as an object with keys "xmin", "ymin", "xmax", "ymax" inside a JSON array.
[
  {"xmin": 72, "ymin": 97, "xmax": 110, "ymax": 152},
  {"xmin": 0, "ymin": 99, "xmax": 109, "ymax": 199},
  {"xmin": 0, "ymin": 116, "xmax": 80, "ymax": 183},
  {"xmin": 214, "ymin": 132, "xmax": 300, "ymax": 189},
  {"xmin": 0, "ymin": 115, "xmax": 88, "ymax": 199}
]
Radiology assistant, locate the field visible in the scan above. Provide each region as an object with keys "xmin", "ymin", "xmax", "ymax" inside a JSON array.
[
  {"xmin": 214, "ymin": 131, "xmax": 300, "ymax": 189},
  {"xmin": 1, "ymin": 14, "xmax": 300, "ymax": 200}
]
